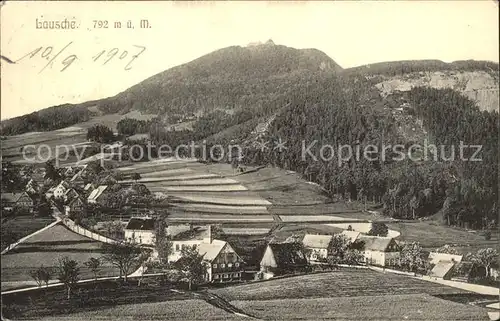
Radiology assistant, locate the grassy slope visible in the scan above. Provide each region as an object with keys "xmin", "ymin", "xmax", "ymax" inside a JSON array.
[
  {"xmin": 212, "ymin": 269, "xmax": 492, "ymax": 320},
  {"xmin": 232, "ymin": 294, "xmax": 490, "ymax": 321},
  {"xmin": 1, "ymin": 224, "xmax": 120, "ymax": 288}
]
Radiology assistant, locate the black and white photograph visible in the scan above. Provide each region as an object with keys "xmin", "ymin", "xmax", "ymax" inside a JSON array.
[{"xmin": 0, "ymin": 1, "xmax": 499, "ymax": 320}]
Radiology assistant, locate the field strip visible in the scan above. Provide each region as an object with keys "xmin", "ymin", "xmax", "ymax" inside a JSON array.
[
  {"xmin": 171, "ymin": 204, "xmax": 270, "ymax": 214},
  {"xmin": 167, "ymin": 217, "xmax": 274, "ymax": 223},
  {"xmin": 116, "ymin": 159, "xmax": 201, "ymax": 171},
  {"xmin": 169, "ymin": 194, "xmax": 272, "ymax": 206},
  {"xmin": 138, "ymin": 168, "xmax": 194, "ymax": 177},
  {"xmin": 222, "ymin": 228, "xmax": 271, "ymax": 235},
  {"xmin": 120, "ymin": 173, "xmax": 220, "ymax": 183},
  {"xmin": 145, "ymin": 178, "xmax": 242, "ymax": 186},
  {"xmin": 151, "ymin": 185, "xmax": 249, "ymax": 192}
]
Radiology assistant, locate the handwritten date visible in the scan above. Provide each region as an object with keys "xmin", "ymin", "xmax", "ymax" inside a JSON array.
[{"xmin": 16, "ymin": 42, "xmax": 146, "ymax": 73}]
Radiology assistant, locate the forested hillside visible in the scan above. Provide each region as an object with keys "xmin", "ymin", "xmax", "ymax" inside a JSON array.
[
  {"xmin": 236, "ymin": 85, "xmax": 498, "ymax": 229},
  {"xmin": 1, "ymin": 42, "xmax": 339, "ymax": 136}
]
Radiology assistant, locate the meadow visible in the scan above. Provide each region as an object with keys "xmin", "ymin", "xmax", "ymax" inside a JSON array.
[
  {"xmin": 231, "ymin": 294, "xmax": 490, "ymax": 320},
  {"xmin": 1, "ymin": 224, "xmax": 119, "ymax": 291}
]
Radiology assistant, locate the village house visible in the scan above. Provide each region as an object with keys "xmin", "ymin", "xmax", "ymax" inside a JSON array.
[
  {"xmin": 65, "ymin": 196, "xmax": 86, "ymax": 216},
  {"xmin": 63, "ymin": 188, "xmax": 80, "ymax": 203},
  {"xmin": 302, "ymin": 234, "xmax": 333, "ymax": 263},
  {"xmin": 25, "ymin": 179, "xmax": 39, "ymax": 195},
  {"xmin": 358, "ymin": 236, "xmax": 400, "ymax": 267},
  {"xmin": 45, "ymin": 186, "xmax": 56, "ymax": 200},
  {"xmin": 168, "ymin": 225, "xmax": 244, "ymax": 283},
  {"xmin": 259, "ymin": 242, "xmax": 309, "ymax": 279},
  {"xmin": 427, "ymin": 252, "xmax": 464, "ymax": 280},
  {"xmin": 1, "ymin": 192, "xmax": 34, "ymax": 211},
  {"xmin": 31, "ymin": 167, "xmax": 46, "ymax": 184},
  {"xmin": 87, "ymin": 185, "xmax": 108, "ymax": 204},
  {"xmin": 53, "ymin": 181, "xmax": 70, "ymax": 199},
  {"xmin": 124, "ymin": 217, "xmax": 156, "ymax": 245}
]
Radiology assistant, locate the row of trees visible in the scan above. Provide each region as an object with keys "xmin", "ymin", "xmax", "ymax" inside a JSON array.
[
  {"xmin": 117, "ymin": 118, "xmax": 157, "ymax": 136},
  {"xmin": 87, "ymin": 125, "xmax": 115, "ymax": 144},
  {"xmin": 1, "ymin": 104, "xmax": 92, "ymax": 136}
]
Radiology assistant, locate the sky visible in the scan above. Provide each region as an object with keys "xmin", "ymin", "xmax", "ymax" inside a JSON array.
[{"xmin": 1, "ymin": 1, "xmax": 498, "ymax": 120}]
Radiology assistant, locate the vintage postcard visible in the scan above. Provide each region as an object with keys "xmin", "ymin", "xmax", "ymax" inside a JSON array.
[{"xmin": 1, "ymin": 1, "xmax": 499, "ymax": 320}]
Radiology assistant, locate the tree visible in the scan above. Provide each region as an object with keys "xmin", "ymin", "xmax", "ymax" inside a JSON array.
[
  {"xmin": 367, "ymin": 222, "xmax": 389, "ymax": 237},
  {"xmin": 44, "ymin": 160, "xmax": 61, "ymax": 181},
  {"xmin": 326, "ymin": 234, "xmax": 364, "ymax": 266},
  {"xmin": 87, "ymin": 124, "xmax": 115, "ymax": 143},
  {"xmin": 84, "ymin": 257, "xmax": 102, "ymax": 281},
  {"xmin": 30, "ymin": 266, "xmax": 52, "ymax": 288},
  {"xmin": 102, "ymin": 242, "xmax": 150, "ymax": 282},
  {"xmin": 434, "ymin": 244, "xmax": 459, "ymax": 255},
  {"xmin": 131, "ymin": 173, "xmax": 141, "ymax": 184},
  {"xmin": 400, "ymin": 242, "xmax": 426, "ymax": 275},
  {"xmin": 346, "ymin": 225, "xmax": 353, "ymax": 231},
  {"xmin": 154, "ymin": 216, "xmax": 173, "ymax": 265},
  {"xmin": 473, "ymin": 248, "xmax": 498, "ymax": 279},
  {"xmin": 56, "ymin": 257, "xmax": 80, "ymax": 299},
  {"xmin": 174, "ymin": 246, "xmax": 206, "ymax": 290}
]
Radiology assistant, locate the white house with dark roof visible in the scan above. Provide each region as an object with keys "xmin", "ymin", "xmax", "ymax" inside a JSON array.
[
  {"xmin": 53, "ymin": 181, "xmax": 70, "ymax": 199},
  {"xmin": 302, "ymin": 234, "xmax": 333, "ymax": 262},
  {"xmin": 124, "ymin": 217, "xmax": 156, "ymax": 245},
  {"xmin": 358, "ymin": 236, "xmax": 400, "ymax": 267}
]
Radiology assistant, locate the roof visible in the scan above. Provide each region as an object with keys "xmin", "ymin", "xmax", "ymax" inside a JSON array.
[
  {"xmin": 302, "ymin": 234, "xmax": 333, "ymax": 249},
  {"xmin": 267, "ymin": 243, "xmax": 308, "ymax": 268},
  {"xmin": 428, "ymin": 252, "xmax": 463, "ymax": 265},
  {"xmin": 56, "ymin": 181, "xmax": 70, "ymax": 190},
  {"xmin": 68, "ymin": 196, "xmax": 84, "ymax": 206},
  {"xmin": 87, "ymin": 185, "xmax": 108, "ymax": 202},
  {"xmin": 1, "ymin": 192, "xmax": 27, "ymax": 203},
  {"xmin": 429, "ymin": 261, "xmax": 455, "ymax": 278},
  {"xmin": 84, "ymin": 183, "xmax": 93, "ymax": 191},
  {"xmin": 358, "ymin": 236, "xmax": 395, "ymax": 252},
  {"xmin": 125, "ymin": 217, "xmax": 156, "ymax": 231},
  {"xmin": 167, "ymin": 224, "xmax": 193, "ymax": 238},
  {"xmin": 171, "ymin": 226, "xmax": 210, "ymax": 241},
  {"xmin": 197, "ymin": 239, "xmax": 227, "ymax": 262},
  {"xmin": 341, "ymin": 230, "xmax": 361, "ymax": 243}
]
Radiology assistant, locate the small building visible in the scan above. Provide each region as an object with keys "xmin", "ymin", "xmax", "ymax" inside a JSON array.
[
  {"xmin": 45, "ymin": 186, "xmax": 56, "ymax": 200},
  {"xmin": 83, "ymin": 183, "xmax": 96, "ymax": 192},
  {"xmin": 259, "ymin": 242, "xmax": 309, "ymax": 279},
  {"xmin": 65, "ymin": 196, "xmax": 86, "ymax": 216},
  {"xmin": 1, "ymin": 192, "xmax": 34, "ymax": 211},
  {"xmin": 358, "ymin": 236, "xmax": 400, "ymax": 267},
  {"xmin": 428, "ymin": 252, "xmax": 463, "ymax": 265},
  {"xmin": 124, "ymin": 217, "xmax": 156, "ymax": 245},
  {"xmin": 25, "ymin": 179, "xmax": 39, "ymax": 195},
  {"xmin": 87, "ymin": 185, "xmax": 108, "ymax": 204},
  {"xmin": 53, "ymin": 181, "xmax": 70, "ymax": 199},
  {"xmin": 429, "ymin": 261, "xmax": 456, "ymax": 280},
  {"xmin": 63, "ymin": 188, "xmax": 80, "ymax": 203},
  {"xmin": 302, "ymin": 234, "xmax": 333, "ymax": 262}
]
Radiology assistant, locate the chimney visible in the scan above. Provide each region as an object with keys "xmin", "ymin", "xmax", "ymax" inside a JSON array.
[{"xmin": 203, "ymin": 225, "xmax": 212, "ymax": 244}]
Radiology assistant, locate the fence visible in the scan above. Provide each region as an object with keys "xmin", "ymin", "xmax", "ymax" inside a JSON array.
[{"xmin": 62, "ymin": 218, "xmax": 118, "ymax": 244}]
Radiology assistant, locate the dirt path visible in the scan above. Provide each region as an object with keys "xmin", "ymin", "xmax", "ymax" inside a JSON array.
[{"xmin": 195, "ymin": 291, "xmax": 262, "ymax": 319}]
